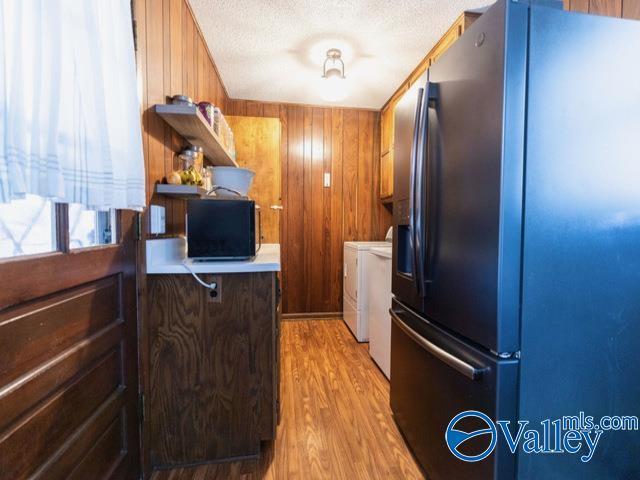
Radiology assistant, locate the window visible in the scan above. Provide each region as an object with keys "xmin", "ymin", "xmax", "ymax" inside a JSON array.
[
  {"xmin": 69, "ymin": 204, "xmax": 116, "ymax": 249},
  {"xmin": 0, "ymin": 198, "xmax": 118, "ymax": 258},
  {"xmin": 0, "ymin": 195, "xmax": 56, "ymax": 259}
]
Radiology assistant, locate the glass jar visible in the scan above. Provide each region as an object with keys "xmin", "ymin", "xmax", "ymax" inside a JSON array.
[
  {"xmin": 203, "ymin": 166, "xmax": 214, "ymax": 192},
  {"xmin": 178, "ymin": 148, "xmax": 197, "ymax": 171},
  {"xmin": 187, "ymin": 145, "xmax": 204, "ymax": 169}
]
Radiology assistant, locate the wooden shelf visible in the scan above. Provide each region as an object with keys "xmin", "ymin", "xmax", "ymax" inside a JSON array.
[
  {"xmin": 155, "ymin": 104, "xmax": 238, "ymax": 167},
  {"xmin": 156, "ymin": 184, "xmax": 207, "ymax": 199}
]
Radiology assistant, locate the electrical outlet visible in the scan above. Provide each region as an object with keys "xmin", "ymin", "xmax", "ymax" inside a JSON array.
[
  {"xmin": 324, "ymin": 172, "xmax": 331, "ymax": 188},
  {"xmin": 207, "ymin": 275, "xmax": 222, "ymax": 303}
]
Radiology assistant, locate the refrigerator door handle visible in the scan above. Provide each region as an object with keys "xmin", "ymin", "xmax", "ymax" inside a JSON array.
[
  {"xmin": 414, "ymin": 83, "xmax": 426, "ymax": 297},
  {"xmin": 409, "ymin": 87, "xmax": 425, "ymax": 290},
  {"xmin": 416, "ymin": 82, "xmax": 438, "ymax": 292},
  {"xmin": 390, "ymin": 308, "xmax": 484, "ymax": 380}
]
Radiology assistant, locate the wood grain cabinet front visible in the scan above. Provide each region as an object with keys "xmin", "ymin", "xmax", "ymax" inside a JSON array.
[
  {"xmin": 380, "ymin": 150, "xmax": 394, "ymax": 201},
  {"xmin": 378, "ymin": 11, "xmax": 480, "ymax": 203},
  {"xmin": 146, "ymin": 271, "xmax": 280, "ymax": 469}
]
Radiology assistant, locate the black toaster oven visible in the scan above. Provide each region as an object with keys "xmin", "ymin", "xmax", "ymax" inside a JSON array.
[{"xmin": 186, "ymin": 198, "xmax": 260, "ymax": 260}]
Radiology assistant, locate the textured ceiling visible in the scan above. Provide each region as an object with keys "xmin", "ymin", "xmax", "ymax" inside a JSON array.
[{"xmin": 190, "ymin": 0, "xmax": 491, "ymax": 109}]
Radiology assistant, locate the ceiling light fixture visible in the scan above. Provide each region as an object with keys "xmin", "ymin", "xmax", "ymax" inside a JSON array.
[{"xmin": 321, "ymin": 48, "xmax": 347, "ymax": 102}]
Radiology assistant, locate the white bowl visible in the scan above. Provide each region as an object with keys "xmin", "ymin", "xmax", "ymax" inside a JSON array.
[{"xmin": 212, "ymin": 166, "xmax": 255, "ymax": 197}]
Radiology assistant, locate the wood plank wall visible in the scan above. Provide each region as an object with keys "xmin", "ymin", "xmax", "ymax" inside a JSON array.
[
  {"xmin": 135, "ymin": 0, "xmax": 229, "ymax": 236},
  {"xmin": 227, "ymin": 100, "xmax": 392, "ymax": 314},
  {"xmin": 134, "ymin": 0, "xmax": 390, "ymax": 314},
  {"xmin": 564, "ymin": 0, "xmax": 640, "ymax": 17}
]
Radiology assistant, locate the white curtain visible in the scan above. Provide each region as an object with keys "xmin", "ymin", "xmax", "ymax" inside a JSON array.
[{"xmin": 0, "ymin": 0, "xmax": 145, "ymax": 211}]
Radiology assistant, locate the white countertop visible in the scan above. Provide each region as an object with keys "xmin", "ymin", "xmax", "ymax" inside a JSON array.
[{"xmin": 146, "ymin": 237, "xmax": 280, "ymax": 274}]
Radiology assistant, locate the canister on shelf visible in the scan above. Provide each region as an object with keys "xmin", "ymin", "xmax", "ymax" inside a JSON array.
[
  {"xmin": 229, "ymin": 132, "xmax": 236, "ymax": 161},
  {"xmin": 178, "ymin": 148, "xmax": 197, "ymax": 171},
  {"xmin": 171, "ymin": 94, "xmax": 195, "ymax": 106},
  {"xmin": 212, "ymin": 107, "xmax": 223, "ymax": 136},
  {"xmin": 203, "ymin": 166, "xmax": 214, "ymax": 192},
  {"xmin": 186, "ymin": 145, "xmax": 204, "ymax": 168},
  {"xmin": 198, "ymin": 102, "xmax": 214, "ymax": 126}
]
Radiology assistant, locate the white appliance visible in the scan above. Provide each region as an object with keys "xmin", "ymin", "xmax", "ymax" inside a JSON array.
[
  {"xmin": 366, "ymin": 247, "xmax": 393, "ymax": 379},
  {"xmin": 343, "ymin": 241, "xmax": 390, "ymax": 342}
]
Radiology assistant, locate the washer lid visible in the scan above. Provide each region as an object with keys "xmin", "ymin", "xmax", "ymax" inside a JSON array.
[
  {"xmin": 370, "ymin": 246, "xmax": 392, "ymax": 259},
  {"xmin": 344, "ymin": 241, "xmax": 391, "ymax": 250}
]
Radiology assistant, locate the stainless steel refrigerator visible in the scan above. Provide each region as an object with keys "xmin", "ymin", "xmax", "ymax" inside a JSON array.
[{"xmin": 390, "ymin": 1, "xmax": 640, "ymax": 478}]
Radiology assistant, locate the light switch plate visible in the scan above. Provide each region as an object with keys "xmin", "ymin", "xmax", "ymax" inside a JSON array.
[
  {"xmin": 324, "ymin": 172, "xmax": 331, "ymax": 188},
  {"xmin": 150, "ymin": 205, "xmax": 166, "ymax": 235}
]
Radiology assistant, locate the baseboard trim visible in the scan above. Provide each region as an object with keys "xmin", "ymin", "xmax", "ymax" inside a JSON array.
[{"xmin": 282, "ymin": 312, "xmax": 343, "ymax": 320}]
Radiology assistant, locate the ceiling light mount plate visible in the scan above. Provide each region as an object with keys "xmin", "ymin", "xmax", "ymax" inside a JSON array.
[{"xmin": 326, "ymin": 48, "xmax": 342, "ymax": 60}]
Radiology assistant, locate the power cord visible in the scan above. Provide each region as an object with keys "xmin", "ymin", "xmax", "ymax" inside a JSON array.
[{"xmin": 182, "ymin": 261, "xmax": 217, "ymax": 290}]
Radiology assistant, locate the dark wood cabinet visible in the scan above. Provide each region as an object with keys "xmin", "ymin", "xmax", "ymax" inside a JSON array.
[{"xmin": 146, "ymin": 271, "xmax": 280, "ymax": 469}]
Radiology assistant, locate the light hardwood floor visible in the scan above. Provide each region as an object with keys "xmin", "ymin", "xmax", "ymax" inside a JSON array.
[{"xmin": 151, "ymin": 319, "xmax": 424, "ymax": 480}]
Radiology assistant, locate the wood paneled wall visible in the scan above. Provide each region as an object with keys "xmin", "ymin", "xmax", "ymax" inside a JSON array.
[
  {"xmin": 228, "ymin": 100, "xmax": 392, "ymax": 314},
  {"xmin": 132, "ymin": 0, "xmax": 399, "ymax": 313},
  {"xmin": 135, "ymin": 0, "xmax": 229, "ymax": 235},
  {"xmin": 564, "ymin": 0, "xmax": 640, "ymax": 17}
]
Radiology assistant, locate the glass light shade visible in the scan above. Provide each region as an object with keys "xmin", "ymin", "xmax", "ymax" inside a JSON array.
[{"xmin": 321, "ymin": 75, "xmax": 348, "ymax": 102}]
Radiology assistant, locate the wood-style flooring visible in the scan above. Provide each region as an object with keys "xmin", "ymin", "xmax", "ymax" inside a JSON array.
[{"xmin": 151, "ymin": 319, "xmax": 424, "ymax": 480}]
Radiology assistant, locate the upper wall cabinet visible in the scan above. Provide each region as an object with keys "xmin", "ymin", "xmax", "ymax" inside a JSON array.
[{"xmin": 379, "ymin": 11, "xmax": 480, "ymax": 202}]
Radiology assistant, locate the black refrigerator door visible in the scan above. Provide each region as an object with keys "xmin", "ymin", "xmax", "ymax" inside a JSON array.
[
  {"xmin": 413, "ymin": 0, "xmax": 528, "ymax": 353},
  {"xmin": 517, "ymin": 4, "xmax": 640, "ymax": 479},
  {"xmin": 390, "ymin": 299, "xmax": 518, "ymax": 480},
  {"xmin": 392, "ymin": 72, "xmax": 428, "ymax": 313}
]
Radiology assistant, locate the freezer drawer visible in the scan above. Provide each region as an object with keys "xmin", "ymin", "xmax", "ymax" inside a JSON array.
[{"xmin": 390, "ymin": 299, "xmax": 518, "ymax": 480}]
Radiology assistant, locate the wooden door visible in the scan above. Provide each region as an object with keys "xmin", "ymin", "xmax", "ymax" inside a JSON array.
[
  {"xmin": 226, "ymin": 116, "xmax": 281, "ymax": 244},
  {"xmin": 0, "ymin": 210, "xmax": 140, "ymax": 479}
]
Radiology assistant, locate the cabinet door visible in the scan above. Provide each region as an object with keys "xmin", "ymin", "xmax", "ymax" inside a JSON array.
[
  {"xmin": 380, "ymin": 150, "xmax": 394, "ymax": 200},
  {"xmin": 381, "ymin": 105, "xmax": 394, "ymax": 154},
  {"xmin": 147, "ymin": 272, "xmax": 278, "ymax": 466},
  {"xmin": 275, "ymin": 273, "xmax": 282, "ymax": 424}
]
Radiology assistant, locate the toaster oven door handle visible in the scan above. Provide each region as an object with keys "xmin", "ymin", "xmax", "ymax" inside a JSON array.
[{"xmin": 256, "ymin": 207, "xmax": 262, "ymax": 253}]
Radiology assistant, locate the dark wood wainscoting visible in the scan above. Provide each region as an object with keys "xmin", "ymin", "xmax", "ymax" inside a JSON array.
[{"xmin": 0, "ymin": 213, "xmax": 140, "ymax": 479}]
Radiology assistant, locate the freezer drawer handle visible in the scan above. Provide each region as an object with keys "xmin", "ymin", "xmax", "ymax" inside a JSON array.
[{"xmin": 390, "ymin": 309, "xmax": 484, "ymax": 380}]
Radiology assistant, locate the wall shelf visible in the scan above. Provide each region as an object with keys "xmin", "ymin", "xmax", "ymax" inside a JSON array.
[
  {"xmin": 154, "ymin": 104, "xmax": 238, "ymax": 167},
  {"xmin": 156, "ymin": 184, "xmax": 207, "ymax": 199}
]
